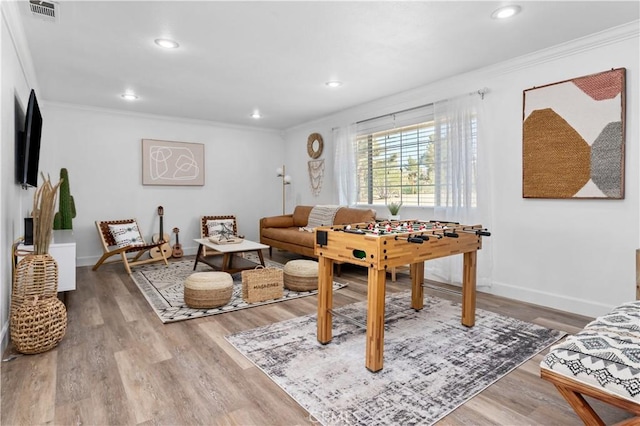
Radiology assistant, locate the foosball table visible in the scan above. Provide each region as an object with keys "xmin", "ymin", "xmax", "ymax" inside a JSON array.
[{"xmin": 314, "ymin": 220, "xmax": 491, "ymax": 372}]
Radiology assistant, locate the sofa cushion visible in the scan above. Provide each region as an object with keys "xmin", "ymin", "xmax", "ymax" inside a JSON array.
[
  {"xmin": 292, "ymin": 206, "xmax": 314, "ymax": 227},
  {"xmin": 262, "ymin": 227, "xmax": 315, "ymax": 248},
  {"xmin": 261, "ymin": 215, "xmax": 294, "ymax": 228},
  {"xmin": 334, "ymin": 207, "xmax": 376, "ymax": 224}
]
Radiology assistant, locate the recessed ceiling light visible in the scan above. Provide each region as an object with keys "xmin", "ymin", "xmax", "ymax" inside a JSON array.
[
  {"xmin": 325, "ymin": 80, "xmax": 343, "ymax": 88},
  {"xmin": 250, "ymin": 111, "xmax": 261, "ymax": 119},
  {"xmin": 491, "ymin": 5, "xmax": 521, "ymax": 19},
  {"xmin": 154, "ymin": 38, "xmax": 179, "ymax": 49},
  {"xmin": 121, "ymin": 92, "xmax": 138, "ymax": 101}
]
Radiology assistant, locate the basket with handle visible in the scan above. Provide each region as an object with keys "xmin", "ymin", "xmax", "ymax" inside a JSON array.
[{"xmin": 241, "ymin": 265, "xmax": 283, "ymax": 303}]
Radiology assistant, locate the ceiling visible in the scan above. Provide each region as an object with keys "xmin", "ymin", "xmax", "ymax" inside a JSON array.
[{"xmin": 17, "ymin": 1, "xmax": 640, "ymax": 130}]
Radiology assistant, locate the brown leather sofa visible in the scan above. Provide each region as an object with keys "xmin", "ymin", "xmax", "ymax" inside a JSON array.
[{"xmin": 260, "ymin": 205, "xmax": 376, "ymax": 259}]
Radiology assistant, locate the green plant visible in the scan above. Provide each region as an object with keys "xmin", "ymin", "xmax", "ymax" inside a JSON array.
[
  {"xmin": 387, "ymin": 201, "xmax": 402, "ymax": 216},
  {"xmin": 53, "ymin": 168, "xmax": 76, "ymax": 230}
]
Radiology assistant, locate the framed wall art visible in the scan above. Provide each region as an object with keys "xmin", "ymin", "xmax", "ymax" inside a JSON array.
[
  {"xmin": 522, "ymin": 68, "xmax": 625, "ymax": 199},
  {"xmin": 142, "ymin": 139, "xmax": 205, "ymax": 186}
]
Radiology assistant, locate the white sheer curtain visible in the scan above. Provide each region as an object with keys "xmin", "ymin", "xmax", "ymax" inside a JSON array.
[
  {"xmin": 427, "ymin": 94, "xmax": 493, "ymax": 288},
  {"xmin": 333, "ymin": 125, "xmax": 357, "ymax": 206}
]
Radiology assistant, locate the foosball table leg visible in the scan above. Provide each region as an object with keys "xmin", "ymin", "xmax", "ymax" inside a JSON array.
[
  {"xmin": 317, "ymin": 256, "xmax": 334, "ymax": 344},
  {"xmin": 366, "ymin": 268, "xmax": 386, "ymax": 372},
  {"xmin": 462, "ymin": 251, "xmax": 477, "ymax": 327},
  {"xmin": 410, "ymin": 261, "xmax": 425, "ymax": 310}
]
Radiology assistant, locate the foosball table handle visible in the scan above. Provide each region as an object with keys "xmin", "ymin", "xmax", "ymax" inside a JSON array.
[{"xmin": 444, "ymin": 232, "xmax": 459, "ymax": 238}]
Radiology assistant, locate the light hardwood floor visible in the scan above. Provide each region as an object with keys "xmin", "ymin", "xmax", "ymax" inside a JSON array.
[{"xmin": 1, "ymin": 251, "xmax": 634, "ymax": 425}]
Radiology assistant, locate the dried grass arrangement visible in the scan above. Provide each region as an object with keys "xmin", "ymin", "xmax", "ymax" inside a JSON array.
[
  {"xmin": 31, "ymin": 174, "xmax": 62, "ymax": 254},
  {"xmin": 10, "ymin": 173, "xmax": 67, "ymax": 354}
]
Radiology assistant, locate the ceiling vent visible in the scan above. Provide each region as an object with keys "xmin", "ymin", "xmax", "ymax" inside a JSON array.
[{"xmin": 29, "ymin": 1, "xmax": 58, "ymax": 21}]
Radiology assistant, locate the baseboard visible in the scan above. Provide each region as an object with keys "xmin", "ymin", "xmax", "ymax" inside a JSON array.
[
  {"xmin": 77, "ymin": 246, "xmax": 201, "ymax": 268},
  {"xmin": 488, "ymin": 280, "xmax": 615, "ymax": 318}
]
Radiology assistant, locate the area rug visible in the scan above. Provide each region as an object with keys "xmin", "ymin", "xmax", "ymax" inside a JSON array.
[
  {"xmin": 130, "ymin": 255, "xmax": 346, "ymax": 323},
  {"xmin": 226, "ymin": 293, "xmax": 565, "ymax": 425}
]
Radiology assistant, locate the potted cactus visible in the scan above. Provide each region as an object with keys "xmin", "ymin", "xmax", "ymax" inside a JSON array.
[{"xmin": 53, "ymin": 168, "xmax": 76, "ymax": 230}]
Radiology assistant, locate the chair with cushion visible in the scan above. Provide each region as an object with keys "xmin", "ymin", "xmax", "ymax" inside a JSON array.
[
  {"xmin": 200, "ymin": 215, "xmax": 239, "ymax": 256},
  {"xmin": 93, "ymin": 219, "xmax": 169, "ymax": 274}
]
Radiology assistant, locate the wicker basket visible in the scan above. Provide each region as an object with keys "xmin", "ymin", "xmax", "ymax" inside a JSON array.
[
  {"xmin": 241, "ymin": 266, "xmax": 283, "ymax": 303},
  {"xmin": 11, "ymin": 254, "xmax": 59, "ymax": 316},
  {"xmin": 11, "ymin": 296, "xmax": 67, "ymax": 354}
]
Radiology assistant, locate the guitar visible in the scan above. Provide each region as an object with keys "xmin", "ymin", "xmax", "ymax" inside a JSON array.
[
  {"xmin": 150, "ymin": 206, "xmax": 172, "ymax": 259},
  {"xmin": 172, "ymin": 227, "xmax": 183, "ymax": 258}
]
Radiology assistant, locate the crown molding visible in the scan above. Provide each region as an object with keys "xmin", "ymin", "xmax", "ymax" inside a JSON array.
[
  {"xmin": 42, "ymin": 101, "xmax": 283, "ymax": 135},
  {"xmin": 481, "ymin": 20, "xmax": 639, "ymax": 77}
]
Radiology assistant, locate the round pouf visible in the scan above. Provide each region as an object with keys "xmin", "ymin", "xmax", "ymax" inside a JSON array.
[
  {"xmin": 283, "ymin": 260, "xmax": 319, "ymax": 292},
  {"xmin": 184, "ymin": 272, "xmax": 233, "ymax": 309}
]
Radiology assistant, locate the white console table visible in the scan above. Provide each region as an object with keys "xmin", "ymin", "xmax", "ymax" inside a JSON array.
[{"xmin": 18, "ymin": 229, "xmax": 76, "ymax": 292}]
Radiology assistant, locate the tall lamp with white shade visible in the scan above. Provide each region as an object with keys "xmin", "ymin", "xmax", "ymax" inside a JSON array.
[{"xmin": 276, "ymin": 165, "xmax": 292, "ymax": 215}]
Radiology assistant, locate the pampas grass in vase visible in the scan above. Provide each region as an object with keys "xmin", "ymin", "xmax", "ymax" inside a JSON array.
[
  {"xmin": 11, "ymin": 174, "xmax": 62, "ymax": 314},
  {"xmin": 10, "ymin": 173, "xmax": 67, "ymax": 354},
  {"xmin": 31, "ymin": 173, "xmax": 62, "ymax": 255}
]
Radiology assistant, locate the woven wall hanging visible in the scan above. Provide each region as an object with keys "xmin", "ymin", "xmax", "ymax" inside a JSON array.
[
  {"xmin": 522, "ymin": 68, "xmax": 626, "ymax": 199},
  {"xmin": 308, "ymin": 159, "xmax": 325, "ymax": 197}
]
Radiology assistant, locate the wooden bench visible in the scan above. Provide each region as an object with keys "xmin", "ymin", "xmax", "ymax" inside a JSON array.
[{"xmin": 540, "ymin": 301, "xmax": 640, "ymax": 425}]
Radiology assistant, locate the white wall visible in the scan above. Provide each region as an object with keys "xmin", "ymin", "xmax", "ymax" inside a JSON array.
[
  {"xmin": 284, "ymin": 22, "xmax": 640, "ymax": 318},
  {"xmin": 40, "ymin": 104, "xmax": 285, "ymax": 266},
  {"xmin": 1, "ymin": 2, "xmax": 41, "ymax": 353}
]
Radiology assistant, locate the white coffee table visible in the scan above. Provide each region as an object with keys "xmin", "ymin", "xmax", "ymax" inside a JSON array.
[{"xmin": 193, "ymin": 238, "xmax": 269, "ymax": 274}]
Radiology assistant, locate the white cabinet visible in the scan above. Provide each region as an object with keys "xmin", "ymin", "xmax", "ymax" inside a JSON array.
[{"xmin": 18, "ymin": 230, "xmax": 76, "ymax": 292}]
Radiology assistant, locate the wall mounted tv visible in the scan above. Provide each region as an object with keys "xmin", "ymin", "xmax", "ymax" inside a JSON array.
[{"xmin": 16, "ymin": 89, "xmax": 42, "ymax": 188}]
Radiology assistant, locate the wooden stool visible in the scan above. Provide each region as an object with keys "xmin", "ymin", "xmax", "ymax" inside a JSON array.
[
  {"xmin": 283, "ymin": 259, "xmax": 319, "ymax": 292},
  {"xmin": 184, "ymin": 272, "xmax": 233, "ymax": 308}
]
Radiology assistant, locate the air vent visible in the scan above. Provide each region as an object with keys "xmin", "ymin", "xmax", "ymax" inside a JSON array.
[{"xmin": 29, "ymin": 1, "xmax": 58, "ymax": 21}]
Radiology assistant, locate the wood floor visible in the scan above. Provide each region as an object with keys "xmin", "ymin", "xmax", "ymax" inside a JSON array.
[{"xmin": 1, "ymin": 251, "xmax": 634, "ymax": 425}]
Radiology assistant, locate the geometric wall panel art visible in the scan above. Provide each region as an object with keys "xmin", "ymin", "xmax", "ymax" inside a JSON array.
[{"xmin": 522, "ymin": 68, "xmax": 626, "ymax": 199}]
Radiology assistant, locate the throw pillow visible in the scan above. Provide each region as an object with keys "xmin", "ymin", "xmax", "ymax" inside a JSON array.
[
  {"xmin": 108, "ymin": 223, "xmax": 144, "ymax": 248},
  {"xmin": 207, "ymin": 219, "xmax": 236, "ymax": 240}
]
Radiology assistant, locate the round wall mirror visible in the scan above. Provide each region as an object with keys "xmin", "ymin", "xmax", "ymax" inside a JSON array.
[{"xmin": 307, "ymin": 133, "xmax": 324, "ymax": 159}]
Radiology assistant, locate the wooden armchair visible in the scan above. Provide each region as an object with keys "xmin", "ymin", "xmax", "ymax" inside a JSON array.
[
  {"xmin": 93, "ymin": 219, "xmax": 168, "ymax": 275},
  {"xmin": 200, "ymin": 215, "xmax": 237, "ymax": 256}
]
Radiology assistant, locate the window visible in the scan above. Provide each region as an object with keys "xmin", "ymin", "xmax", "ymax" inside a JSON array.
[{"xmin": 355, "ymin": 108, "xmax": 477, "ymax": 207}]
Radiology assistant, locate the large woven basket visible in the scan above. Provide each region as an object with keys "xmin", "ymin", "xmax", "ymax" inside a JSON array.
[
  {"xmin": 11, "ymin": 254, "xmax": 59, "ymax": 316},
  {"xmin": 11, "ymin": 295, "xmax": 67, "ymax": 354},
  {"xmin": 241, "ymin": 266, "xmax": 283, "ymax": 303}
]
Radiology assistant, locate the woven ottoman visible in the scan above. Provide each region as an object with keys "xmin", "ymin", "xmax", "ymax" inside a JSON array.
[
  {"xmin": 283, "ymin": 259, "xmax": 319, "ymax": 292},
  {"xmin": 184, "ymin": 272, "xmax": 233, "ymax": 309}
]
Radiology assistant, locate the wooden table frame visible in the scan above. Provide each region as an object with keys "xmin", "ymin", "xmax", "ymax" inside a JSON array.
[
  {"xmin": 315, "ymin": 223, "xmax": 485, "ymax": 372},
  {"xmin": 193, "ymin": 238, "xmax": 268, "ymax": 274}
]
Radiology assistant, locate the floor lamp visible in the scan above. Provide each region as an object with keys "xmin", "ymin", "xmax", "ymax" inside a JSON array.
[{"xmin": 276, "ymin": 165, "xmax": 291, "ymax": 215}]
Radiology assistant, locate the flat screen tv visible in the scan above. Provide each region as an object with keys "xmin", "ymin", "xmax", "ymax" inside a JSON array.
[{"xmin": 16, "ymin": 89, "xmax": 42, "ymax": 188}]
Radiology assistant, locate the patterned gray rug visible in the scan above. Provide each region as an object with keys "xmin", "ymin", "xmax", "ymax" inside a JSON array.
[
  {"xmin": 130, "ymin": 256, "xmax": 346, "ymax": 323},
  {"xmin": 226, "ymin": 293, "xmax": 565, "ymax": 425}
]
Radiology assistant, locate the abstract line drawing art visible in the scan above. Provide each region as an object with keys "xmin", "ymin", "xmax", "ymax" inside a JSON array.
[
  {"xmin": 142, "ymin": 139, "xmax": 205, "ymax": 186},
  {"xmin": 522, "ymin": 68, "xmax": 626, "ymax": 199}
]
